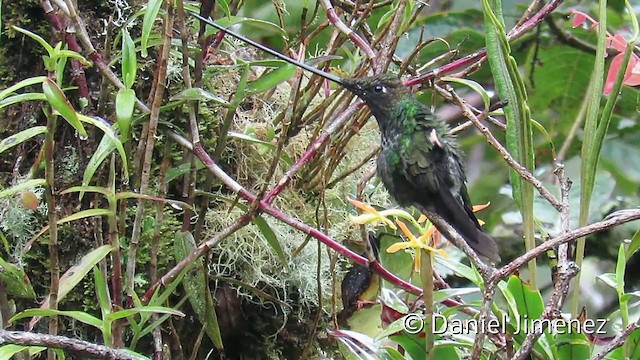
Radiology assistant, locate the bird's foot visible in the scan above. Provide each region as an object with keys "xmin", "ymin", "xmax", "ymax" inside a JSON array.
[{"xmin": 355, "ymin": 300, "xmax": 377, "ymax": 310}]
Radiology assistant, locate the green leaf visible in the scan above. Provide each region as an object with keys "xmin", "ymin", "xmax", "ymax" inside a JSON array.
[
  {"xmin": 105, "ymin": 306, "xmax": 184, "ymax": 322},
  {"xmin": 227, "ymin": 131, "xmax": 276, "ymax": 150},
  {"xmin": 597, "ymin": 273, "xmax": 618, "ymax": 289},
  {"xmin": 204, "ymin": 16, "xmax": 287, "ymax": 39},
  {"xmin": 0, "ymin": 345, "xmax": 45, "ymax": 360},
  {"xmin": 0, "ymin": 76, "xmax": 47, "ymax": 100},
  {"xmin": 432, "ymin": 287, "xmax": 479, "ymax": 304},
  {"xmin": 11, "ymin": 26, "xmax": 54, "ymax": 58},
  {"xmin": 28, "ymin": 245, "xmax": 113, "ymax": 329},
  {"xmin": 115, "ymin": 192, "xmax": 192, "ymax": 210},
  {"xmin": 57, "ymin": 209, "xmax": 112, "ymax": 225},
  {"xmin": 116, "ymin": 88, "xmax": 135, "ymax": 141},
  {"xmin": 93, "ymin": 266, "xmax": 111, "ymax": 319},
  {"xmin": 615, "ymin": 243, "xmax": 626, "ymax": 297},
  {"xmin": 254, "ymin": 215, "xmax": 289, "ymax": 270},
  {"xmin": 170, "ymin": 87, "xmax": 229, "ymax": 105},
  {"xmin": 173, "ymin": 231, "xmax": 223, "ymax": 350},
  {"xmin": 573, "ymin": 0, "xmax": 622, "ymax": 315},
  {"xmin": 0, "ymin": 126, "xmax": 47, "ymax": 154},
  {"xmin": 82, "ymin": 133, "xmax": 117, "ymax": 192},
  {"xmin": 0, "ymin": 256, "xmax": 36, "ymax": 299},
  {"xmin": 0, "ymin": 179, "xmax": 46, "ymax": 199},
  {"xmin": 483, "ymin": 0, "xmax": 536, "ymax": 287},
  {"xmin": 121, "ymin": 28, "xmax": 137, "ymax": 89},
  {"xmin": 389, "ymin": 332, "xmax": 425, "ymax": 359},
  {"xmin": 626, "ymin": 229, "xmax": 640, "ymax": 261},
  {"xmin": 442, "ymin": 76, "xmax": 491, "ymax": 112},
  {"xmin": 247, "ymin": 63, "xmax": 296, "ymax": 94},
  {"xmin": 528, "ymin": 46, "xmax": 594, "ymax": 131},
  {"xmin": 0, "ymin": 93, "xmax": 46, "ymax": 109},
  {"xmin": 42, "ymin": 78, "xmax": 87, "ymax": 138},
  {"xmin": 60, "ymin": 186, "xmax": 112, "ymax": 197},
  {"xmin": 140, "ymin": 0, "xmax": 164, "ymax": 57},
  {"xmin": 555, "ymin": 325, "xmax": 591, "ymax": 360},
  {"xmin": 504, "ymin": 275, "xmax": 554, "ymax": 359},
  {"xmin": 78, "ymin": 113, "xmax": 129, "ymax": 181},
  {"xmin": 12, "ymin": 308, "xmax": 103, "ymax": 329},
  {"xmin": 435, "ymin": 255, "xmax": 482, "ymax": 286},
  {"xmin": 216, "ymin": 0, "xmax": 231, "ymax": 18}
]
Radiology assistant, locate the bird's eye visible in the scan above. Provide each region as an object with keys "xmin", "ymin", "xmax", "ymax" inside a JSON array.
[{"xmin": 373, "ymin": 85, "xmax": 384, "ymax": 93}]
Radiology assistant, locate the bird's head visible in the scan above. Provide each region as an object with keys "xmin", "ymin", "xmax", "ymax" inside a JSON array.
[{"xmin": 341, "ymin": 74, "xmax": 410, "ymax": 107}]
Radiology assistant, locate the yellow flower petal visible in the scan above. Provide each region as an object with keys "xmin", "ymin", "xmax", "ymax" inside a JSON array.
[
  {"xmin": 386, "ymin": 241, "xmax": 414, "ymax": 253},
  {"xmin": 417, "ymin": 225, "xmax": 437, "ymax": 244},
  {"xmin": 395, "ymin": 219, "xmax": 416, "ymax": 243}
]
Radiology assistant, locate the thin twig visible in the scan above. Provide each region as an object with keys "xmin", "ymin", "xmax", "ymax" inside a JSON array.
[
  {"xmin": 0, "ymin": 330, "xmax": 141, "ymax": 360},
  {"xmin": 493, "ymin": 209, "xmax": 640, "ymax": 282},
  {"xmin": 589, "ymin": 323, "xmax": 640, "ymax": 360},
  {"xmin": 127, "ymin": 2, "xmax": 174, "ymax": 297},
  {"xmin": 443, "ymin": 86, "xmax": 563, "ymax": 210}
]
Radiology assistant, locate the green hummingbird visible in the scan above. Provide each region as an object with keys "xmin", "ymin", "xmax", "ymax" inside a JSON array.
[
  {"xmin": 340, "ymin": 75, "xmax": 500, "ymax": 263},
  {"xmin": 192, "ymin": 14, "xmax": 500, "ymax": 263}
]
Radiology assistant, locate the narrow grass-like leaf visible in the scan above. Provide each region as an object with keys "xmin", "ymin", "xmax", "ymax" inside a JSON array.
[
  {"xmin": 174, "ymin": 231, "xmax": 224, "ymax": 350},
  {"xmin": 13, "ymin": 309, "xmax": 103, "ymax": 329},
  {"xmin": 626, "ymin": 229, "xmax": 640, "ymax": 260},
  {"xmin": 0, "ymin": 93, "xmax": 46, "ymax": 109},
  {"xmin": 246, "ymin": 64, "xmax": 296, "ymax": 94},
  {"xmin": 170, "ymin": 87, "xmax": 229, "ymax": 105},
  {"xmin": 483, "ymin": 0, "xmax": 536, "ymax": 287},
  {"xmin": 61, "ymin": 186, "xmax": 112, "ymax": 197},
  {"xmin": 254, "ymin": 215, "xmax": 289, "ymax": 270},
  {"xmin": 573, "ymin": 0, "xmax": 616, "ymax": 314},
  {"xmin": 28, "ymin": 245, "xmax": 113, "ymax": 329},
  {"xmin": 115, "ymin": 192, "xmax": 192, "ymax": 210},
  {"xmin": 121, "ymin": 28, "xmax": 137, "ymax": 89},
  {"xmin": 216, "ymin": 0, "xmax": 231, "ymax": 18},
  {"xmin": 78, "ymin": 113, "xmax": 129, "ymax": 180},
  {"xmin": 204, "ymin": 16, "xmax": 287, "ymax": 39},
  {"xmin": 442, "ymin": 76, "xmax": 491, "ymax": 111},
  {"xmin": 57, "ymin": 209, "xmax": 112, "ymax": 224},
  {"xmin": 140, "ymin": 0, "xmax": 163, "ymax": 57},
  {"xmin": 82, "ymin": 134, "xmax": 116, "ymax": 193},
  {"xmin": 106, "ymin": 306, "xmax": 184, "ymax": 322},
  {"xmin": 0, "ymin": 76, "xmax": 47, "ymax": 100},
  {"xmin": 11, "ymin": 26, "xmax": 54, "ymax": 57},
  {"xmin": 42, "ymin": 78, "xmax": 87, "ymax": 137},
  {"xmin": 0, "ymin": 179, "xmax": 46, "ymax": 199},
  {"xmin": 56, "ymin": 50, "xmax": 91, "ymax": 66},
  {"xmin": 227, "ymin": 131, "xmax": 276, "ymax": 149},
  {"xmin": 0, "ymin": 126, "xmax": 46, "ymax": 154},
  {"xmin": 0, "ymin": 345, "xmax": 45, "ymax": 360},
  {"xmin": 93, "ymin": 266, "xmax": 111, "ymax": 318}
]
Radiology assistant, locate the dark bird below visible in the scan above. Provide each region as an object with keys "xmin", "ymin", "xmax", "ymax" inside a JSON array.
[
  {"xmin": 338, "ymin": 234, "xmax": 381, "ymax": 327},
  {"xmin": 191, "ymin": 13, "xmax": 500, "ymax": 263}
]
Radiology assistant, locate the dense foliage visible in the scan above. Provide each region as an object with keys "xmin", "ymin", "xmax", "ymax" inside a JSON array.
[{"xmin": 0, "ymin": 0, "xmax": 639, "ymax": 359}]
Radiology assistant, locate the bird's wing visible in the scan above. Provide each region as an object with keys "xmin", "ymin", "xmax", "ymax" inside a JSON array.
[{"xmin": 400, "ymin": 115, "xmax": 482, "ymax": 235}]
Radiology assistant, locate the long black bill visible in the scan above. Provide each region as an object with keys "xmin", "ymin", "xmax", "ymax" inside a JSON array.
[{"xmin": 191, "ymin": 13, "xmax": 344, "ymax": 86}]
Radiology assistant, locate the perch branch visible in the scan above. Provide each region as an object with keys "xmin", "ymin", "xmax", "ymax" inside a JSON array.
[{"xmin": 0, "ymin": 330, "xmax": 141, "ymax": 360}]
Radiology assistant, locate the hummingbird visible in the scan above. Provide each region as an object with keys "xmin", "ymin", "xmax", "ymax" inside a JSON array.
[
  {"xmin": 192, "ymin": 14, "xmax": 500, "ymax": 263},
  {"xmin": 338, "ymin": 234, "xmax": 381, "ymax": 327}
]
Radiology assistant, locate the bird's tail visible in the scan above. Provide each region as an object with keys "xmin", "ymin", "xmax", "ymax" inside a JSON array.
[{"xmin": 471, "ymin": 229, "xmax": 500, "ymax": 264}]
